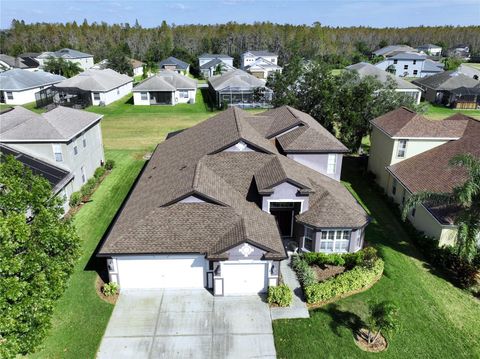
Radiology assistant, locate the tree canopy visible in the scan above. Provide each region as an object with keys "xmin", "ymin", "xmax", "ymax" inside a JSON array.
[
  {"xmin": 0, "ymin": 156, "xmax": 80, "ymax": 358},
  {"xmin": 43, "ymin": 56, "xmax": 82, "ymax": 78}
]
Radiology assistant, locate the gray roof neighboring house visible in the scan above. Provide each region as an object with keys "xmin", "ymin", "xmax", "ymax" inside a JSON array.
[
  {"xmin": 199, "ymin": 53, "xmax": 233, "ymax": 60},
  {"xmin": 98, "ymin": 106, "xmax": 367, "ymax": 258},
  {"xmin": 422, "ymin": 59, "xmax": 444, "ymax": 73},
  {"xmin": 158, "ymin": 56, "xmax": 189, "ymax": 71},
  {"xmin": 373, "ymin": 45, "xmax": 416, "ymax": 57},
  {"xmin": 0, "ymin": 54, "xmax": 29, "ymax": 70},
  {"xmin": 54, "ymin": 69, "xmax": 132, "ymax": 92},
  {"xmin": 199, "ymin": 58, "xmax": 235, "ymax": 70},
  {"xmin": 37, "ymin": 48, "xmax": 93, "ymax": 59},
  {"xmin": 416, "ymin": 44, "xmax": 441, "ymax": 50},
  {"xmin": 0, "ymin": 69, "xmax": 65, "ymax": 91},
  {"xmin": 346, "ymin": 62, "xmax": 421, "ymax": 90},
  {"xmin": 209, "ymin": 69, "xmax": 266, "ymax": 91},
  {"xmin": 0, "ymin": 106, "xmax": 103, "ymax": 142},
  {"xmin": 389, "ymin": 51, "xmax": 427, "ymax": 61},
  {"xmin": 0, "ymin": 144, "xmax": 73, "ymax": 195},
  {"xmin": 412, "ymin": 70, "xmax": 479, "ymax": 91},
  {"xmin": 245, "ymin": 50, "xmax": 278, "ymax": 57},
  {"xmin": 244, "ymin": 58, "xmax": 282, "ymax": 71},
  {"xmin": 133, "ymin": 71, "xmax": 196, "ymax": 92}
]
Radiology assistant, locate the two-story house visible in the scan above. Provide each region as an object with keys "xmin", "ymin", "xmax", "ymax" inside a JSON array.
[
  {"xmin": 240, "ymin": 51, "xmax": 282, "ymax": 79},
  {"xmin": 416, "ymin": 44, "xmax": 442, "ymax": 56},
  {"xmin": 0, "ymin": 106, "xmax": 105, "ymax": 211},
  {"xmin": 368, "ymin": 107, "xmax": 478, "ymax": 246},
  {"xmin": 198, "ymin": 53, "xmax": 235, "ymax": 78},
  {"xmin": 375, "ymin": 52, "xmax": 443, "ymax": 78},
  {"xmin": 36, "ymin": 48, "xmax": 94, "ymax": 70},
  {"xmin": 98, "ymin": 106, "xmax": 368, "ymax": 296}
]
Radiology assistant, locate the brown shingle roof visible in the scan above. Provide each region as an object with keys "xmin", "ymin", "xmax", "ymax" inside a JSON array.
[
  {"xmin": 387, "ymin": 115, "xmax": 480, "ymax": 224},
  {"xmin": 371, "ymin": 107, "xmax": 468, "ymax": 139},
  {"xmin": 99, "ymin": 106, "xmax": 368, "ymax": 258}
]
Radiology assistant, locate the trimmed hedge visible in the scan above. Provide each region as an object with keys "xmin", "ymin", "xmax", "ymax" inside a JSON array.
[
  {"xmin": 94, "ymin": 166, "xmax": 106, "ymax": 180},
  {"xmin": 301, "ymin": 247, "xmax": 378, "ymax": 270},
  {"xmin": 69, "ymin": 191, "xmax": 82, "ymax": 207},
  {"xmin": 291, "ymin": 255, "xmax": 317, "ymax": 287},
  {"xmin": 268, "ymin": 284, "xmax": 293, "ymax": 307},
  {"xmin": 304, "ymin": 258, "xmax": 384, "ymax": 304}
]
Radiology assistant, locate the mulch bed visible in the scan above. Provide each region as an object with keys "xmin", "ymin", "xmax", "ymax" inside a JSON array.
[
  {"xmin": 312, "ymin": 264, "xmax": 345, "ymax": 282},
  {"xmin": 95, "ymin": 276, "xmax": 118, "ymax": 305},
  {"xmin": 354, "ymin": 328, "xmax": 388, "ymax": 352}
]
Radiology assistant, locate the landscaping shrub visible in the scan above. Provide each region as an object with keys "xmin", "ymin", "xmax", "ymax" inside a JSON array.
[
  {"xmin": 302, "ymin": 252, "xmax": 346, "ymax": 267},
  {"xmin": 69, "ymin": 191, "xmax": 82, "ymax": 207},
  {"xmin": 102, "ymin": 282, "xmax": 119, "ymax": 297},
  {"xmin": 94, "ymin": 166, "xmax": 106, "ymax": 180},
  {"xmin": 267, "ymin": 284, "xmax": 293, "ymax": 307},
  {"xmin": 291, "ymin": 255, "xmax": 317, "ymax": 287},
  {"xmin": 304, "ymin": 259, "xmax": 384, "ymax": 304},
  {"xmin": 80, "ymin": 178, "xmax": 97, "ymax": 198},
  {"xmin": 105, "ymin": 159, "xmax": 116, "ymax": 170}
]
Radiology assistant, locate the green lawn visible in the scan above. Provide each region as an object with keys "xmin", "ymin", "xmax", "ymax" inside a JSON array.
[
  {"xmin": 424, "ymin": 102, "xmax": 480, "ymax": 120},
  {"xmin": 28, "ymin": 150, "xmax": 145, "ymax": 359},
  {"xmin": 464, "ymin": 63, "xmax": 480, "ymax": 70},
  {"xmin": 86, "ymin": 91, "xmax": 217, "ymax": 151},
  {"xmin": 273, "ymin": 157, "xmax": 480, "ymax": 359}
]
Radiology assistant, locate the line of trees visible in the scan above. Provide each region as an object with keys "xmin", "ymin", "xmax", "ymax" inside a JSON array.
[{"xmin": 1, "ymin": 20, "xmax": 479, "ymax": 69}]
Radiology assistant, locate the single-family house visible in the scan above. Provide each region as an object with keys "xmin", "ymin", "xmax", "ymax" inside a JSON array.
[
  {"xmin": 0, "ymin": 53, "xmax": 39, "ymax": 72},
  {"xmin": 198, "ymin": 53, "xmax": 235, "ymax": 78},
  {"xmin": 53, "ymin": 68, "xmax": 133, "ymax": 107},
  {"xmin": 416, "ymin": 44, "xmax": 442, "ymax": 56},
  {"xmin": 0, "ymin": 69, "xmax": 65, "ymax": 105},
  {"xmin": 208, "ymin": 69, "xmax": 273, "ymax": 108},
  {"xmin": 375, "ymin": 52, "xmax": 443, "ymax": 78},
  {"xmin": 241, "ymin": 50, "xmax": 279, "ymax": 68},
  {"xmin": 412, "ymin": 70, "xmax": 479, "ymax": 107},
  {"xmin": 448, "ymin": 44, "xmax": 470, "ymax": 60},
  {"xmin": 372, "ymin": 45, "xmax": 417, "ymax": 58},
  {"xmin": 36, "ymin": 48, "xmax": 94, "ymax": 70},
  {"xmin": 368, "ymin": 107, "xmax": 479, "ymax": 246},
  {"xmin": 0, "ymin": 106, "xmax": 105, "ymax": 212},
  {"xmin": 243, "ymin": 57, "xmax": 282, "ymax": 80},
  {"xmin": 130, "ymin": 59, "xmax": 145, "ymax": 77},
  {"xmin": 158, "ymin": 56, "xmax": 190, "ymax": 74},
  {"xmin": 132, "ymin": 70, "xmax": 196, "ymax": 105},
  {"xmin": 98, "ymin": 105, "xmax": 367, "ymax": 295},
  {"xmin": 347, "ymin": 62, "xmax": 422, "ymax": 104}
]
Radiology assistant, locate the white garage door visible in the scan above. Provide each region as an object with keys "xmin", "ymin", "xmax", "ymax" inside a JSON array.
[
  {"xmin": 222, "ymin": 261, "xmax": 268, "ymax": 295},
  {"xmin": 116, "ymin": 255, "xmax": 206, "ymax": 289}
]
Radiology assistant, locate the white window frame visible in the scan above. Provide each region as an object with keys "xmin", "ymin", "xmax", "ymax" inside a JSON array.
[
  {"xmin": 73, "ymin": 140, "xmax": 78, "ymax": 156},
  {"xmin": 52, "ymin": 144, "xmax": 63, "ymax": 162},
  {"xmin": 327, "ymin": 154, "xmax": 337, "ymax": 175},
  {"xmin": 141, "ymin": 92, "xmax": 148, "ymax": 101},
  {"xmin": 93, "ymin": 92, "xmax": 100, "ymax": 101},
  {"xmin": 319, "ymin": 229, "xmax": 351, "ymax": 253},
  {"xmin": 6, "ymin": 91, "xmax": 13, "ymax": 100},
  {"xmin": 397, "ymin": 139, "xmax": 408, "ymax": 158},
  {"xmin": 179, "ymin": 90, "xmax": 189, "ymax": 99},
  {"xmin": 303, "ymin": 226, "xmax": 315, "ymax": 252}
]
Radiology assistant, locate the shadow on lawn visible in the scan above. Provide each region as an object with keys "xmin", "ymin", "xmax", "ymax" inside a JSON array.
[{"xmin": 317, "ymin": 304, "xmax": 364, "ymax": 337}]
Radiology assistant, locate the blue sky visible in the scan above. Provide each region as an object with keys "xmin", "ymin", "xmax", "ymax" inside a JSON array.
[{"xmin": 1, "ymin": 0, "xmax": 479, "ymax": 28}]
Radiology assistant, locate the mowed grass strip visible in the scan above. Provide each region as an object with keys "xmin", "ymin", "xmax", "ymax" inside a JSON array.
[
  {"xmin": 28, "ymin": 150, "xmax": 145, "ymax": 359},
  {"xmin": 273, "ymin": 158, "xmax": 480, "ymax": 359}
]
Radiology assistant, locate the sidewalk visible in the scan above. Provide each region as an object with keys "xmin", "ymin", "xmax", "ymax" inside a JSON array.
[{"xmin": 270, "ymin": 256, "xmax": 310, "ymax": 320}]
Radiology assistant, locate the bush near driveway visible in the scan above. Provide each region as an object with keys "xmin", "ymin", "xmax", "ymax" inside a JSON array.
[{"xmin": 268, "ymin": 284, "xmax": 293, "ymax": 307}]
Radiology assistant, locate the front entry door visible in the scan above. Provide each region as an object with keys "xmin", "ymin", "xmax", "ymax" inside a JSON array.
[{"xmin": 269, "ymin": 202, "xmax": 301, "ymax": 237}]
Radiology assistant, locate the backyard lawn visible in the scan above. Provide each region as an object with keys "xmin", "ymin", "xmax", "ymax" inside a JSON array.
[
  {"xmin": 273, "ymin": 157, "xmax": 480, "ymax": 358},
  {"xmin": 28, "ymin": 150, "xmax": 145, "ymax": 359},
  {"xmin": 424, "ymin": 102, "xmax": 480, "ymax": 120}
]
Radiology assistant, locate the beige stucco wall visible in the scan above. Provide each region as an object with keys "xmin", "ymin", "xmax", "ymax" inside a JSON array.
[
  {"xmin": 368, "ymin": 126, "xmax": 395, "ymax": 190},
  {"xmin": 390, "ymin": 138, "xmax": 448, "ymax": 166}
]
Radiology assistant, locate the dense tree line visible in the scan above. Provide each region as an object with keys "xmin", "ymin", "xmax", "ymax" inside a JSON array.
[{"xmin": 1, "ymin": 20, "xmax": 479, "ymax": 69}]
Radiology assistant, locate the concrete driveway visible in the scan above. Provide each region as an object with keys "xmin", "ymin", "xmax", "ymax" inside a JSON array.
[{"xmin": 97, "ymin": 289, "xmax": 276, "ymax": 359}]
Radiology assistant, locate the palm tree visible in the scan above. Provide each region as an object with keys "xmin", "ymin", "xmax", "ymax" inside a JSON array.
[
  {"xmin": 43, "ymin": 57, "xmax": 82, "ymax": 78},
  {"xmin": 214, "ymin": 62, "xmax": 226, "ymax": 76},
  {"xmin": 402, "ymin": 153, "xmax": 480, "ymax": 261}
]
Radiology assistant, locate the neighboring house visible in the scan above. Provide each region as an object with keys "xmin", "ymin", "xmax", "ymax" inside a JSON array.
[
  {"xmin": 133, "ymin": 70, "xmax": 197, "ymax": 106},
  {"xmin": 416, "ymin": 44, "xmax": 442, "ymax": 56},
  {"xmin": 0, "ymin": 69, "xmax": 65, "ymax": 105},
  {"xmin": 158, "ymin": 56, "xmax": 189, "ymax": 74},
  {"xmin": 0, "ymin": 106, "xmax": 105, "ymax": 212},
  {"xmin": 243, "ymin": 57, "xmax": 282, "ymax": 80},
  {"xmin": 0, "ymin": 54, "xmax": 39, "ymax": 72},
  {"xmin": 130, "ymin": 59, "xmax": 145, "ymax": 77},
  {"xmin": 90, "ymin": 59, "xmax": 109, "ymax": 70},
  {"xmin": 198, "ymin": 53, "xmax": 235, "ymax": 78},
  {"xmin": 241, "ymin": 51, "xmax": 280, "ymax": 69},
  {"xmin": 98, "ymin": 105, "xmax": 367, "ymax": 295},
  {"xmin": 448, "ymin": 44, "xmax": 470, "ymax": 60},
  {"xmin": 347, "ymin": 62, "xmax": 422, "ymax": 104},
  {"xmin": 208, "ymin": 69, "xmax": 273, "ymax": 108},
  {"xmin": 372, "ymin": 45, "xmax": 417, "ymax": 58},
  {"xmin": 458, "ymin": 64, "xmax": 480, "ymax": 80},
  {"xmin": 376, "ymin": 52, "xmax": 443, "ymax": 78},
  {"xmin": 54, "ymin": 68, "xmax": 133, "ymax": 107},
  {"xmin": 368, "ymin": 107, "xmax": 478, "ymax": 246},
  {"xmin": 36, "ymin": 48, "xmax": 94, "ymax": 70},
  {"xmin": 412, "ymin": 70, "xmax": 479, "ymax": 107},
  {"xmin": 0, "ymin": 143, "xmax": 74, "ymax": 213},
  {"xmin": 17, "ymin": 53, "xmax": 41, "ymax": 70}
]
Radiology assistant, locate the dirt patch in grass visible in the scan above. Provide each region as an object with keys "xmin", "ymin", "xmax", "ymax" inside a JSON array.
[
  {"xmin": 312, "ymin": 264, "xmax": 345, "ymax": 282},
  {"xmin": 95, "ymin": 276, "xmax": 118, "ymax": 305},
  {"xmin": 354, "ymin": 328, "xmax": 388, "ymax": 352}
]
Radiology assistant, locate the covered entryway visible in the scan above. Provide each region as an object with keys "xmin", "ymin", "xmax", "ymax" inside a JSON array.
[
  {"xmin": 269, "ymin": 202, "xmax": 301, "ymax": 237},
  {"xmin": 115, "ymin": 254, "xmax": 206, "ymax": 289},
  {"xmin": 150, "ymin": 91, "xmax": 173, "ymax": 105},
  {"xmin": 221, "ymin": 261, "xmax": 268, "ymax": 295}
]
